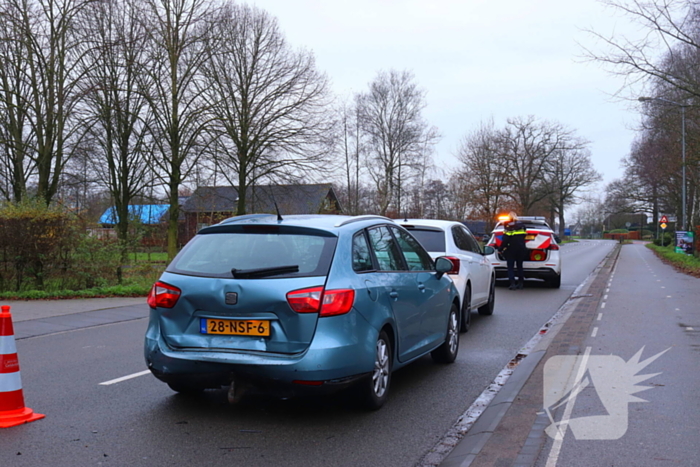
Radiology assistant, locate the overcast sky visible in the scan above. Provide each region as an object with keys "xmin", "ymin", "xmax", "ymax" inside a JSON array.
[{"xmin": 250, "ymin": 0, "xmax": 644, "ymax": 190}]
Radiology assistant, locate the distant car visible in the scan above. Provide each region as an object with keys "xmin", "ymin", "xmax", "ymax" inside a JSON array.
[
  {"xmin": 485, "ymin": 216, "xmax": 562, "ymax": 288},
  {"xmin": 395, "ymin": 219, "xmax": 496, "ymax": 332},
  {"xmin": 145, "ymin": 214, "xmax": 460, "ymax": 410}
]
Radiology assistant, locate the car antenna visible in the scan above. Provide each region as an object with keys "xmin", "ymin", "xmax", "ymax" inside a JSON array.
[{"xmin": 269, "ymin": 188, "xmax": 283, "ymax": 221}]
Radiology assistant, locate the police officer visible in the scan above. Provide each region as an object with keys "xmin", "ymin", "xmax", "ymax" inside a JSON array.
[{"xmin": 500, "ymin": 218, "xmax": 528, "ymax": 289}]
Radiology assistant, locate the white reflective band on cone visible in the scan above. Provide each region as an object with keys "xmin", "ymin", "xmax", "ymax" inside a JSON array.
[
  {"xmin": 0, "ymin": 335, "xmax": 17, "ymax": 355},
  {"xmin": 0, "ymin": 371, "xmax": 22, "ymax": 392}
]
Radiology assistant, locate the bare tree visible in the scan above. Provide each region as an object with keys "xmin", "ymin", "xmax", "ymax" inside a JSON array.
[
  {"xmin": 139, "ymin": 0, "xmax": 215, "ymax": 258},
  {"xmin": 585, "ymin": 0, "xmax": 700, "ymax": 99},
  {"xmin": 333, "ymin": 98, "xmax": 364, "ymax": 215},
  {"xmin": 200, "ymin": 3, "xmax": 332, "ymax": 215},
  {"xmin": 0, "ymin": 0, "xmax": 93, "ymax": 205},
  {"xmin": 0, "ymin": 0, "xmax": 34, "ymax": 201},
  {"xmin": 544, "ymin": 141, "xmax": 601, "ymax": 237},
  {"xmin": 455, "ymin": 120, "xmax": 511, "ymax": 228},
  {"xmin": 78, "ymin": 0, "xmax": 155, "ymax": 251},
  {"xmin": 499, "ymin": 116, "xmax": 573, "ymax": 216},
  {"xmin": 356, "ymin": 69, "xmax": 439, "ymax": 216}
]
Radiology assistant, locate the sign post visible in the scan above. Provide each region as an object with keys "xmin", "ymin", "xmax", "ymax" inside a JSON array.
[{"xmin": 659, "ymin": 215, "xmax": 668, "ymax": 246}]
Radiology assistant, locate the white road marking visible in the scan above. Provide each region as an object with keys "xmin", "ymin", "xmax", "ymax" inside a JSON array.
[
  {"xmin": 591, "ymin": 327, "xmax": 598, "ymax": 337},
  {"xmin": 99, "ymin": 370, "xmax": 151, "ymax": 386},
  {"xmin": 545, "ymin": 347, "xmax": 592, "ymax": 467},
  {"xmin": 687, "ymin": 327, "xmax": 694, "ymax": 331},
  {"xmin": 597, "ymin": 313, "xmax": 603, "ymax": 321},
  {"xmin": 601, "ymin": 302, "xmax": 606, "ymax": 309}
]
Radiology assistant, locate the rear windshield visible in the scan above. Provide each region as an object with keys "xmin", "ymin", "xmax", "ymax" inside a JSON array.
[
  {"xmin": 167, "ymin": 230, "xmax": 337, "ymax": 278},
  {"xmin": 405, "ymin": 228, "xmax": 446, "ymax": 253}
]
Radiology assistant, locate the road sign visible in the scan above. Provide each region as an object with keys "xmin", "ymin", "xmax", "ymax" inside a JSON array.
[
  {"xmin": 661, "ymin": 222, "xmax": 667, "ymax": 230},
  {"xmin": 660, "ymin": 215, "xmax": 668, "ymax": 223}
]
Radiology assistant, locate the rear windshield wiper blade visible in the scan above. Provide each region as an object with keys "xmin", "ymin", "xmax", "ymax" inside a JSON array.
[{"xmin": 231, "ymin": 265, "xmax": 299, "ymax": 279}]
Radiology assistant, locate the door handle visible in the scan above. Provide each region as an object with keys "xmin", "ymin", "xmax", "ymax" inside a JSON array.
[
  {"xmin": 418, "ymin": 283, "xmax": 426, "ymax": 292},
  {"xmin": 389, "ymin": 291, "xmax": 399, "ymax": 300}
]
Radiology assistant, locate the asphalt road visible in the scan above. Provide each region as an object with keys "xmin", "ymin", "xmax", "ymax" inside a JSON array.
[{"xmin": 0, "ymin": 240, "xmax": 615, "ymax": 467}]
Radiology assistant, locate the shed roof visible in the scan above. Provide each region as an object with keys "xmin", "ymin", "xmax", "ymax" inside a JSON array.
[{"xmin": 182, "ymin": 184, "xmax": 340, "ymax": 215}]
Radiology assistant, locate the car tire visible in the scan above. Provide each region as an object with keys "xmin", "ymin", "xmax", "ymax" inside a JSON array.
[
  {"xmin": 167, "ymin": 381, "xmax": 206, "ymax": 395},
  {"xmin": 460, "ymin": 284, "xmax": 471, "ymax": 333},
  {"xmin": 361, "ymin": 330, "xmax": 392, "ymax": 410},
  {"xmin": 549, "ymin": 274, "xmax": 561, "ymax": 289},
  {"xmin": 478, "ymin": 278, "xmax": 496, "ymax": 316},
  {"xmin": 431, "ymin": 303, "xmax": 460, "ymax": 364}
]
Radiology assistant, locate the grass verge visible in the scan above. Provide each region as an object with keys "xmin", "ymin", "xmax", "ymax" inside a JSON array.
[
  {"xmin": 646, "ymin": 243, "xmax": 700, "ymax": 278},
  {"xmin": 0, "ymin": 284, "xmax": 150, "ymax": 301}
]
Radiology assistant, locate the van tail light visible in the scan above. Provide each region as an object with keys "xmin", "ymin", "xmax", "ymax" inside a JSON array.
[
  {"xmin": 148, "ymin": 281, "xmax": 181, "ymax": 308},
  {"xmin": 444, "ymin": 256, "xmax": 461, "ymax": 274},
  {"xmin": 286, "ymin": 287, "xmax": 355, "ymax": 317}
]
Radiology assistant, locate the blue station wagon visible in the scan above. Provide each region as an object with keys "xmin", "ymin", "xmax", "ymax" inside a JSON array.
[{"xmin": 144, "ymin": 214, "xmax": 460, "ymax": 409}]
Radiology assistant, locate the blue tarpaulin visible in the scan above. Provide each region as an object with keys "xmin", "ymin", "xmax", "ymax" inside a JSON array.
[{"xmin": 99, "ymin": 205, "xmax": 169, "ymax": 225}]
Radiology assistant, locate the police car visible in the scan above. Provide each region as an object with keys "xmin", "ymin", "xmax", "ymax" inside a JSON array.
[{"xmin": 485, "ymin": 215, "xmax": 562, "ymax": 288}]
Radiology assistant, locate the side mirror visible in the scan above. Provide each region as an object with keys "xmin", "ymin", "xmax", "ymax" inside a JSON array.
[
  {"xmin": 554, "ymin": 235, "xmax": 561, "ymax": 243},
  {"xmin": 483, "ymin": 246, "xmax": 495, "ymax": 256},
  {"xmin": 435, "ymin": 257, "xmax": 453, "ymax": 279}
]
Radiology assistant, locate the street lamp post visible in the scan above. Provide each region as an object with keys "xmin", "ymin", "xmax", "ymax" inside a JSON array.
[{"xmin": 638, "ymin": 96, "xmax": 687, "ymax": 231}]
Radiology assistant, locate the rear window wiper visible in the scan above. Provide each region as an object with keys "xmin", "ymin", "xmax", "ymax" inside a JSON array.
[{"xmin": 231, "ymin": 265, "xmax": 299, "ymax": 279}]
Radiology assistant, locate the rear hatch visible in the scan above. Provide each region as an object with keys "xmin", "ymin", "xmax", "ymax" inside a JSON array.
[
  {"xmin": 156, "ymin": 224, "xmax": 338, "ymax": 354},
  {"xmin": 489, "ymin": 229, "xmax": 557, "ymax": 262}
]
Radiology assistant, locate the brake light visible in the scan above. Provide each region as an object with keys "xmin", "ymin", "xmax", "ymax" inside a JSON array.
[
  {"xmin": 147, "ymin": 281, "xmax": 181, "ymax": 308},
  {"xmin": 445, "ymin": 256, "xmax": 461, "ymax": 274},
  {"xmin": 286, "ymin": 287, "xmax": 355, "ymax": 316},
  {"xmin": 548, "ymin": 243, "xmax": 559, "ymax": 250},
  {"xmin": 286, "ymin": 286, "xmax": 323, "ymax": 313},
  {"xmin": 320, "ymin": 289, "xmax": 355, "ymax": 317},
  {"xmin": 530, "ymin": 250, "xmax": 547, "ymax": 261}
]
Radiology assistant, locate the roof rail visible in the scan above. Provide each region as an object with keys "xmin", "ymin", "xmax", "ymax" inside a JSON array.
[
  {"xmin": 219, "ymin": 213, "xmax": 276, "ymax": 224},
  {"xmin": 335, "ymin": 215, "xmax": 393, "ymax": 227},
  {"xmin": 516, "ymin": 216, "xmax": 546, "ymax": 221}
]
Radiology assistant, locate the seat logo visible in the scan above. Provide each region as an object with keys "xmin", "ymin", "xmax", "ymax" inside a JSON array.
[
  {"xmin": 225, "ymin": 292, "xmax": 238, "ymax": 305},
  {"xmin": 542, "ymin": 346, "xmax": 669, "ymax": 441}
]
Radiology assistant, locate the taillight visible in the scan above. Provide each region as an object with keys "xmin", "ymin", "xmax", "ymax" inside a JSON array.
[
  {"xmin": 147, "ymin": 281, "xmax": 181, "ymax": 308},
  {"xmin": 444, "ymin": 256, "xmax": 461, "ymax": 274},
  {"xmin": 548, "ymin": 243, "xmax": 560, "ymax": 250},
  {"xmin": 530, "ymin": 250, "xmax": 547, "ymax": 261},
  {"xmin": 286, "ymin": 287, "xmax": 355, "ymax": 317},
  {"xmin": 286, "ymin": 286, "xmax": 323, "ymax": 313},
  {"xmin": 319, "ymin": 289, "xmax": 355, "ymax": 317}
]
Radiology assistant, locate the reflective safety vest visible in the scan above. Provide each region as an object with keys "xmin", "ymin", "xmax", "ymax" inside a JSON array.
[{"xmin": 504, "ymin": 228, "xmax": 526, "ymax": 236}]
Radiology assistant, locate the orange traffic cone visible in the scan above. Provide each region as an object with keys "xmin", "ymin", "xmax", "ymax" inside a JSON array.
[{"xmin": 0, "ymin": 305, "xmax": 45, "ymax": 428}]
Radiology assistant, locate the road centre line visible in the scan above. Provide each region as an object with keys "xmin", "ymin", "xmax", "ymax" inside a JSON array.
[
  {"xmin": 591, "ymin": 327, "xmax": 598, "ymax": 337},
  {"xmin": 600, "ymin": 302, "xmax": 606, "ymax": 309},
  {"xmin": 597, "ymin": 313, "xmax": 603, "ymax": 321},
  {"xmin": 99, "ymin": 370, "xmax": 151, "ymax": 386}
]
